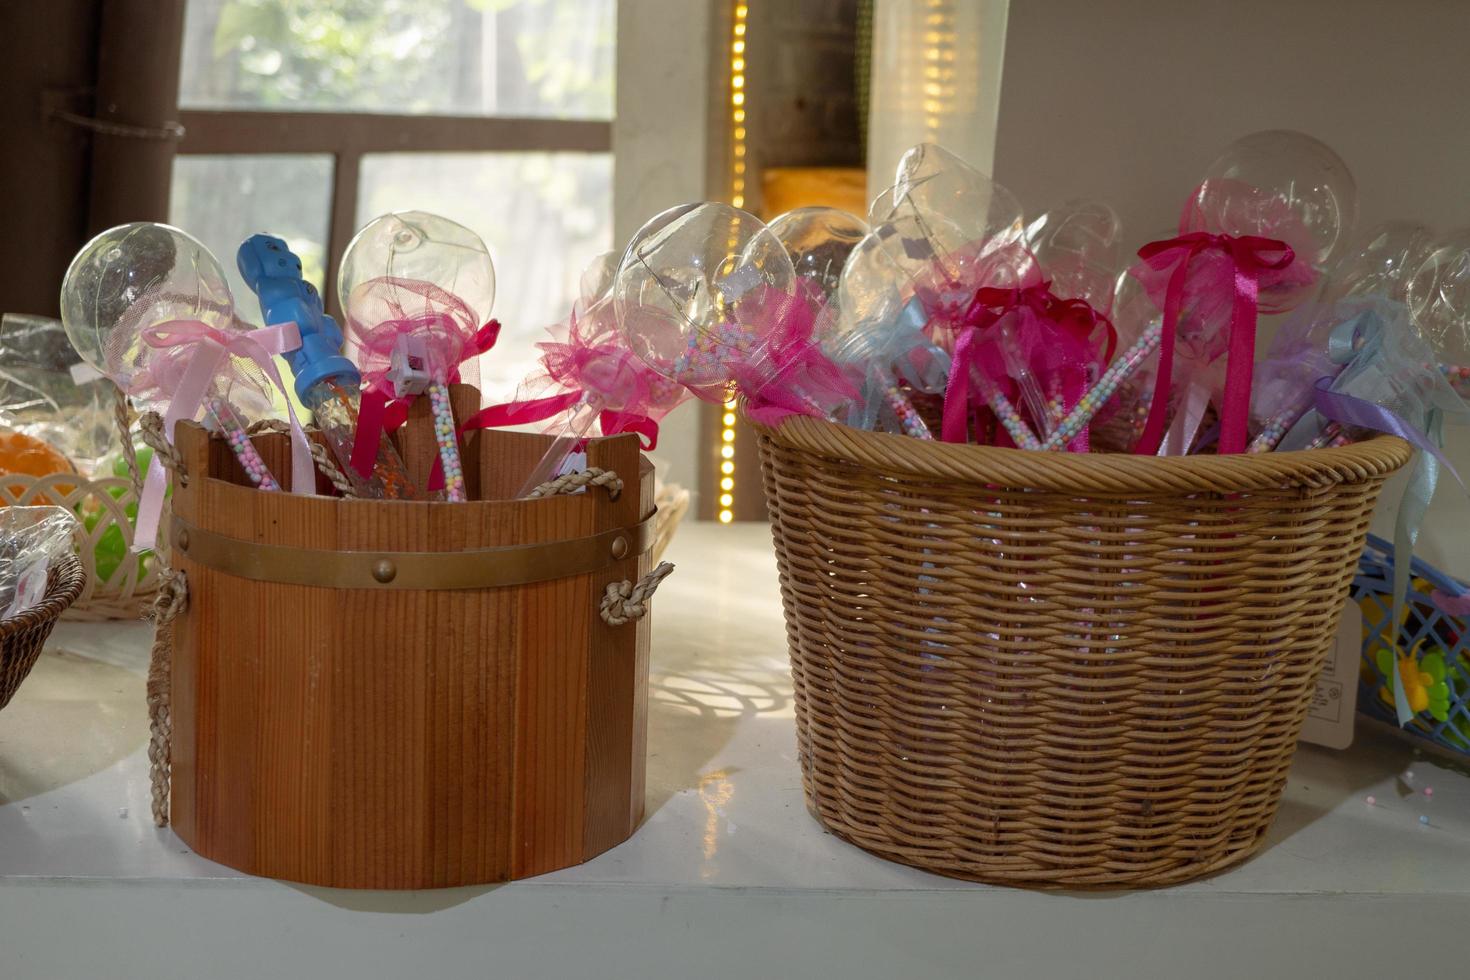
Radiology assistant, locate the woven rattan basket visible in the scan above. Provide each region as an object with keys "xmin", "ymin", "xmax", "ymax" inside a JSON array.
[
  {"xmin": 0, "ymin": 473, "xmax": 160, "ymax": 621},
  {"xmin": 0, "ymin": 553, "xmax": 86, "ymax": 711},
  {"xmin": 752, "ymin": 414, "xmax": 1412, "ymax": 888}
]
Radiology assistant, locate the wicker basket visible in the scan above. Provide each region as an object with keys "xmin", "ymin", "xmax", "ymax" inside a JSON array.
[
  {"xmin": 752, "ymin": 414, "xmax": 1412, "ymax": 888},
  {"xmin": 0, "ymin": 472, "xmax": 160, "ymax": 621},
  {"xmin": 0, "ymin": 553, "xmax": 87, "ymax": 711}
]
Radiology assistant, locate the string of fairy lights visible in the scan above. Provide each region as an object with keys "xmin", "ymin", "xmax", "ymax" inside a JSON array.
[{"xmin": 717, "ymin": 1, "xmax": 750, "ymax": 525}]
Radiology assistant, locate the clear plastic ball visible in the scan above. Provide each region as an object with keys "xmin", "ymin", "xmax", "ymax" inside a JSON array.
[
  {"xmin": 60, "ymin": 222, "xmax": 234, "ymax": 387},
  {"xmin": 614, "ymin": 202, "xmax": 796, "ymax": 388},
  {"xmin": 338, "ymin": 211, "xmax": 496, "ymax": 382},
  {"xmin": 1183, "ymin": 130, "xmax": 1357, "ymax": 310},
  {"xmin": 883, "ymin": 143, "xmax": 1026, "ymax": 259},
  {"xmin": 1024, "ymin": 200, "xmax": 1123, "ymax": 313},
  {"xmin": 339, "ymin": 210, "xmax": 496, "ymax": 323},
  {"xmin": 765, "ymin": 207, "xmax": 869, "ymax": 302},
  {"xmin": 1406, "ymin": 230, "xmax": 1470, "ymax": 366},
  {"xmin": 1325, "ymin": 221, "xmax": 1436, "ymax": 304},
  {"xmin": 851, "ymin": 144, "xmax": 1027, "ymax": 337}
]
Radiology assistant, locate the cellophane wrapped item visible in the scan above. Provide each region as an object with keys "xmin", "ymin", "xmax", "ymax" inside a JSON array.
[
  {"xmin": 0, "ymin": 314, "xmax": 115, "ymax": 476},
  {"xmin": 0, "ymin": 505, "xmax": 79, "ymax": 619}
]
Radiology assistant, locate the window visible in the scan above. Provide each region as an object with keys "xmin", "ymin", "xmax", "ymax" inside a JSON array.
[{"xmin": 170, "ymin": 0, "xmax": 615, "ymax": 397}]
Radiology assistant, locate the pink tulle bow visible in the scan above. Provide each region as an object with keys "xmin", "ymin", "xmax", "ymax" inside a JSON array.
[
  {"xmin": 343, "ymin": 276, "xmax": 481, "ymax": 390},
  {"xmin": 725, "ymin": 286, "xmax": 858, "ymax": 426},
  {"xmin": 444, "ymin": 304, "xmax": 689, "ymax": 472}
]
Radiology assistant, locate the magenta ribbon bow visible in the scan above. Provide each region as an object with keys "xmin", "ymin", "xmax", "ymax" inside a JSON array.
[
  {"xmin": 131, "ymin": 318, "xmax": 313, "ymax": 550},
  {"xmin": 1132, "ymin": 232, "xmax": 1295, "ymax": 456},
  {"xmin": 941, "ymin": 281, "xmax": 1114, "ymax": 444}
]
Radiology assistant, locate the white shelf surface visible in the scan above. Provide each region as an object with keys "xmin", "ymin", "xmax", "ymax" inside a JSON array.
[{"xmin": 1, "ymin": 522, "xmax": 1467, "ymax": 979}]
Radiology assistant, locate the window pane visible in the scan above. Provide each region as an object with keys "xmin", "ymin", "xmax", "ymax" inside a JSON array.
[
  {"xmin": 179, "ymin": 0, "xmax": 615, "ymax": 120},
  {"xmin": 357, "ymin": 152, "xmax": 613, "ymax": 400},
  {"xmin": 168, "ymin": 154, "xmax": 333, "ymax": 322}
]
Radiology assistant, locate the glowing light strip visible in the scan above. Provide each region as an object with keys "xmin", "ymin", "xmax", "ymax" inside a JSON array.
[
  {"xmin": 922, "ymin": 0, "xmax": 956, "ymax": 136},
  {"xmin": 719, "ymin": 1, "xmax": 750, "ymax": 524}
]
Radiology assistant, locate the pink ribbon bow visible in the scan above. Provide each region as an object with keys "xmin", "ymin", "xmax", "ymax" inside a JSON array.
[
  {"xmin": 342, "ymin": 274, "xmax": 491, "ymax": 491},
  {"xmin": 132, "ymin": 318, "xmax": 313, "ymax": 549}
]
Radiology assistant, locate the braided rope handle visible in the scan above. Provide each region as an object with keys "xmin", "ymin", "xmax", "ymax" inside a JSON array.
[
  {"xmin": 146, "ymin": 569, "xmax": 187, "ymax": 826},
  {"xmin": 246, "ymin": 418, "xmax": 356, "ymax": 497},
  {"xmin": 113, "ymin": 388, "xmax": 144, "ymax": 494},
  {"xmin": 600, "ymin": 561, "xmax": 675, "ymax": 626},
  {"xmin": 136, "ymin": 412, "xmax": 188, "ymax": 486},
  {"xmin": 527, "ymin": 467, "xmax": 623, "ymax": 500},
  {"xmin": 130, "ymin": 409, "xmax": 188, "ymax": 825}
]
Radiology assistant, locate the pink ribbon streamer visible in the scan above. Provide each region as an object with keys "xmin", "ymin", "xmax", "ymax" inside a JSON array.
[
  {"xmin": 1130, "ymin": 233, "xmax": 1296, "ymax": 455},
  {"xmin": 132, "ymin": 319, "xmax": 312, "ymax": 551},
  {"xmin": 458, "ymin": 393, "xmax": 661, "ymax": 451}
]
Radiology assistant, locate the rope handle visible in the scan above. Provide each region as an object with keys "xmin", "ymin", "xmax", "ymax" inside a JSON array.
[
  {"xmin": 137, "ymin": 411, "xmax": 188, "ymax": 486},
  {"xmin": 600, "ymin": 561, "xmax": 674, "ymax": 626},
  {"xmin": 527, "ymin": 467, "xmax": 624, "ymax": 500},
  {"xmin": 147, "ymin": 569, "xmax": 187, "ymax": 827},
  {"xmin": 247, "ymin": 418, "xmax": 356, "ymax": 497}
]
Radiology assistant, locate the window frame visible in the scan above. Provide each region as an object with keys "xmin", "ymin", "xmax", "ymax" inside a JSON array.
[{"xmin": 175, "ymin": 109, "xmax": 612, "ymax": 318}]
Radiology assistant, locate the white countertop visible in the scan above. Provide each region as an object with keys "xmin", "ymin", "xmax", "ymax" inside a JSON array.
[{"xmin": 1, "ymin": 522, "xmax": 1467, "ymax": 979}]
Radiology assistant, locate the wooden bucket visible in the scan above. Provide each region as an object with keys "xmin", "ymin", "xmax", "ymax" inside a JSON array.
[{"xmin": 165, "ymin": 386, "xmax": 659, "ymax": 889}]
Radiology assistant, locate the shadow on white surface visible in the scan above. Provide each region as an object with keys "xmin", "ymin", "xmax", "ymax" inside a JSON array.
[{"xmin": 0, "ymin": 647, "xmax": 145, "ymax": 805}]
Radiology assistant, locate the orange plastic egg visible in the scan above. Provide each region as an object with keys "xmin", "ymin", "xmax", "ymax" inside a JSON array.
[{"xmin": 0, "ymin": 429, "xmax": 76, "ymax": 480}]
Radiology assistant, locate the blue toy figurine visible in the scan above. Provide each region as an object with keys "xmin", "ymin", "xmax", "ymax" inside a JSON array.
[{"xmin": 238, "ymin": 235, "xmax": 414, "ymax": 499}]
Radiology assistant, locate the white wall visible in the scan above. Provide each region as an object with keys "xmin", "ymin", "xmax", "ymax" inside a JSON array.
[
  {"xmin": 992, "ymin": 0, "xmax": 1470, "ymax": 576},
  {"xmin": 993, "ymin": 0, "xmax": 1470, "ymax": 237},
  {"xmin": 613, "ymin": 0, "xmax": 715, "ymax": 509}
]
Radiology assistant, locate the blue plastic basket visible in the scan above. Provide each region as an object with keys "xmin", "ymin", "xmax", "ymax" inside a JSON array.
[{"xmin": 1352, "ymin": 533, "xmax": 1470, "ymax": 755}]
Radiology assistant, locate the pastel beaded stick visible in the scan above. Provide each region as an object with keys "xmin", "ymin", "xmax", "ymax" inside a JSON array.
[{"xmin": 338, "ymin": 212, "xmax": 497, "ymax": 503}]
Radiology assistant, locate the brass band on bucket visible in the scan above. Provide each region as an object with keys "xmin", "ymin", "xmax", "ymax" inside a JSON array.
[{"xmin": 170, "ymin": 513, "xmax": 655, "ymax": 590}]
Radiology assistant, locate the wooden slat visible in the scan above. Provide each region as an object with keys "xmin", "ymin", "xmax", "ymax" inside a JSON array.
[
  {"xmin": 509, "ymin": 492, "xmax": 596, "ymax": 877},
  {"xmin": 165, "ymin": 422, "xmax": 212, "ymax": 848},
  {"xmin": 581, "ymin": 435, "xmax": 652, "ymax": 859},
  {"xmin": 177, "ymin": 110, "xmax": 611, "ymax": 157}
]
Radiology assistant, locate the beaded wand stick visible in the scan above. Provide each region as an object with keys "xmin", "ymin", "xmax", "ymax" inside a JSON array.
[{"xmin": 1039, "ymin": 320, "xmax": 1159, "ymax": 451}]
